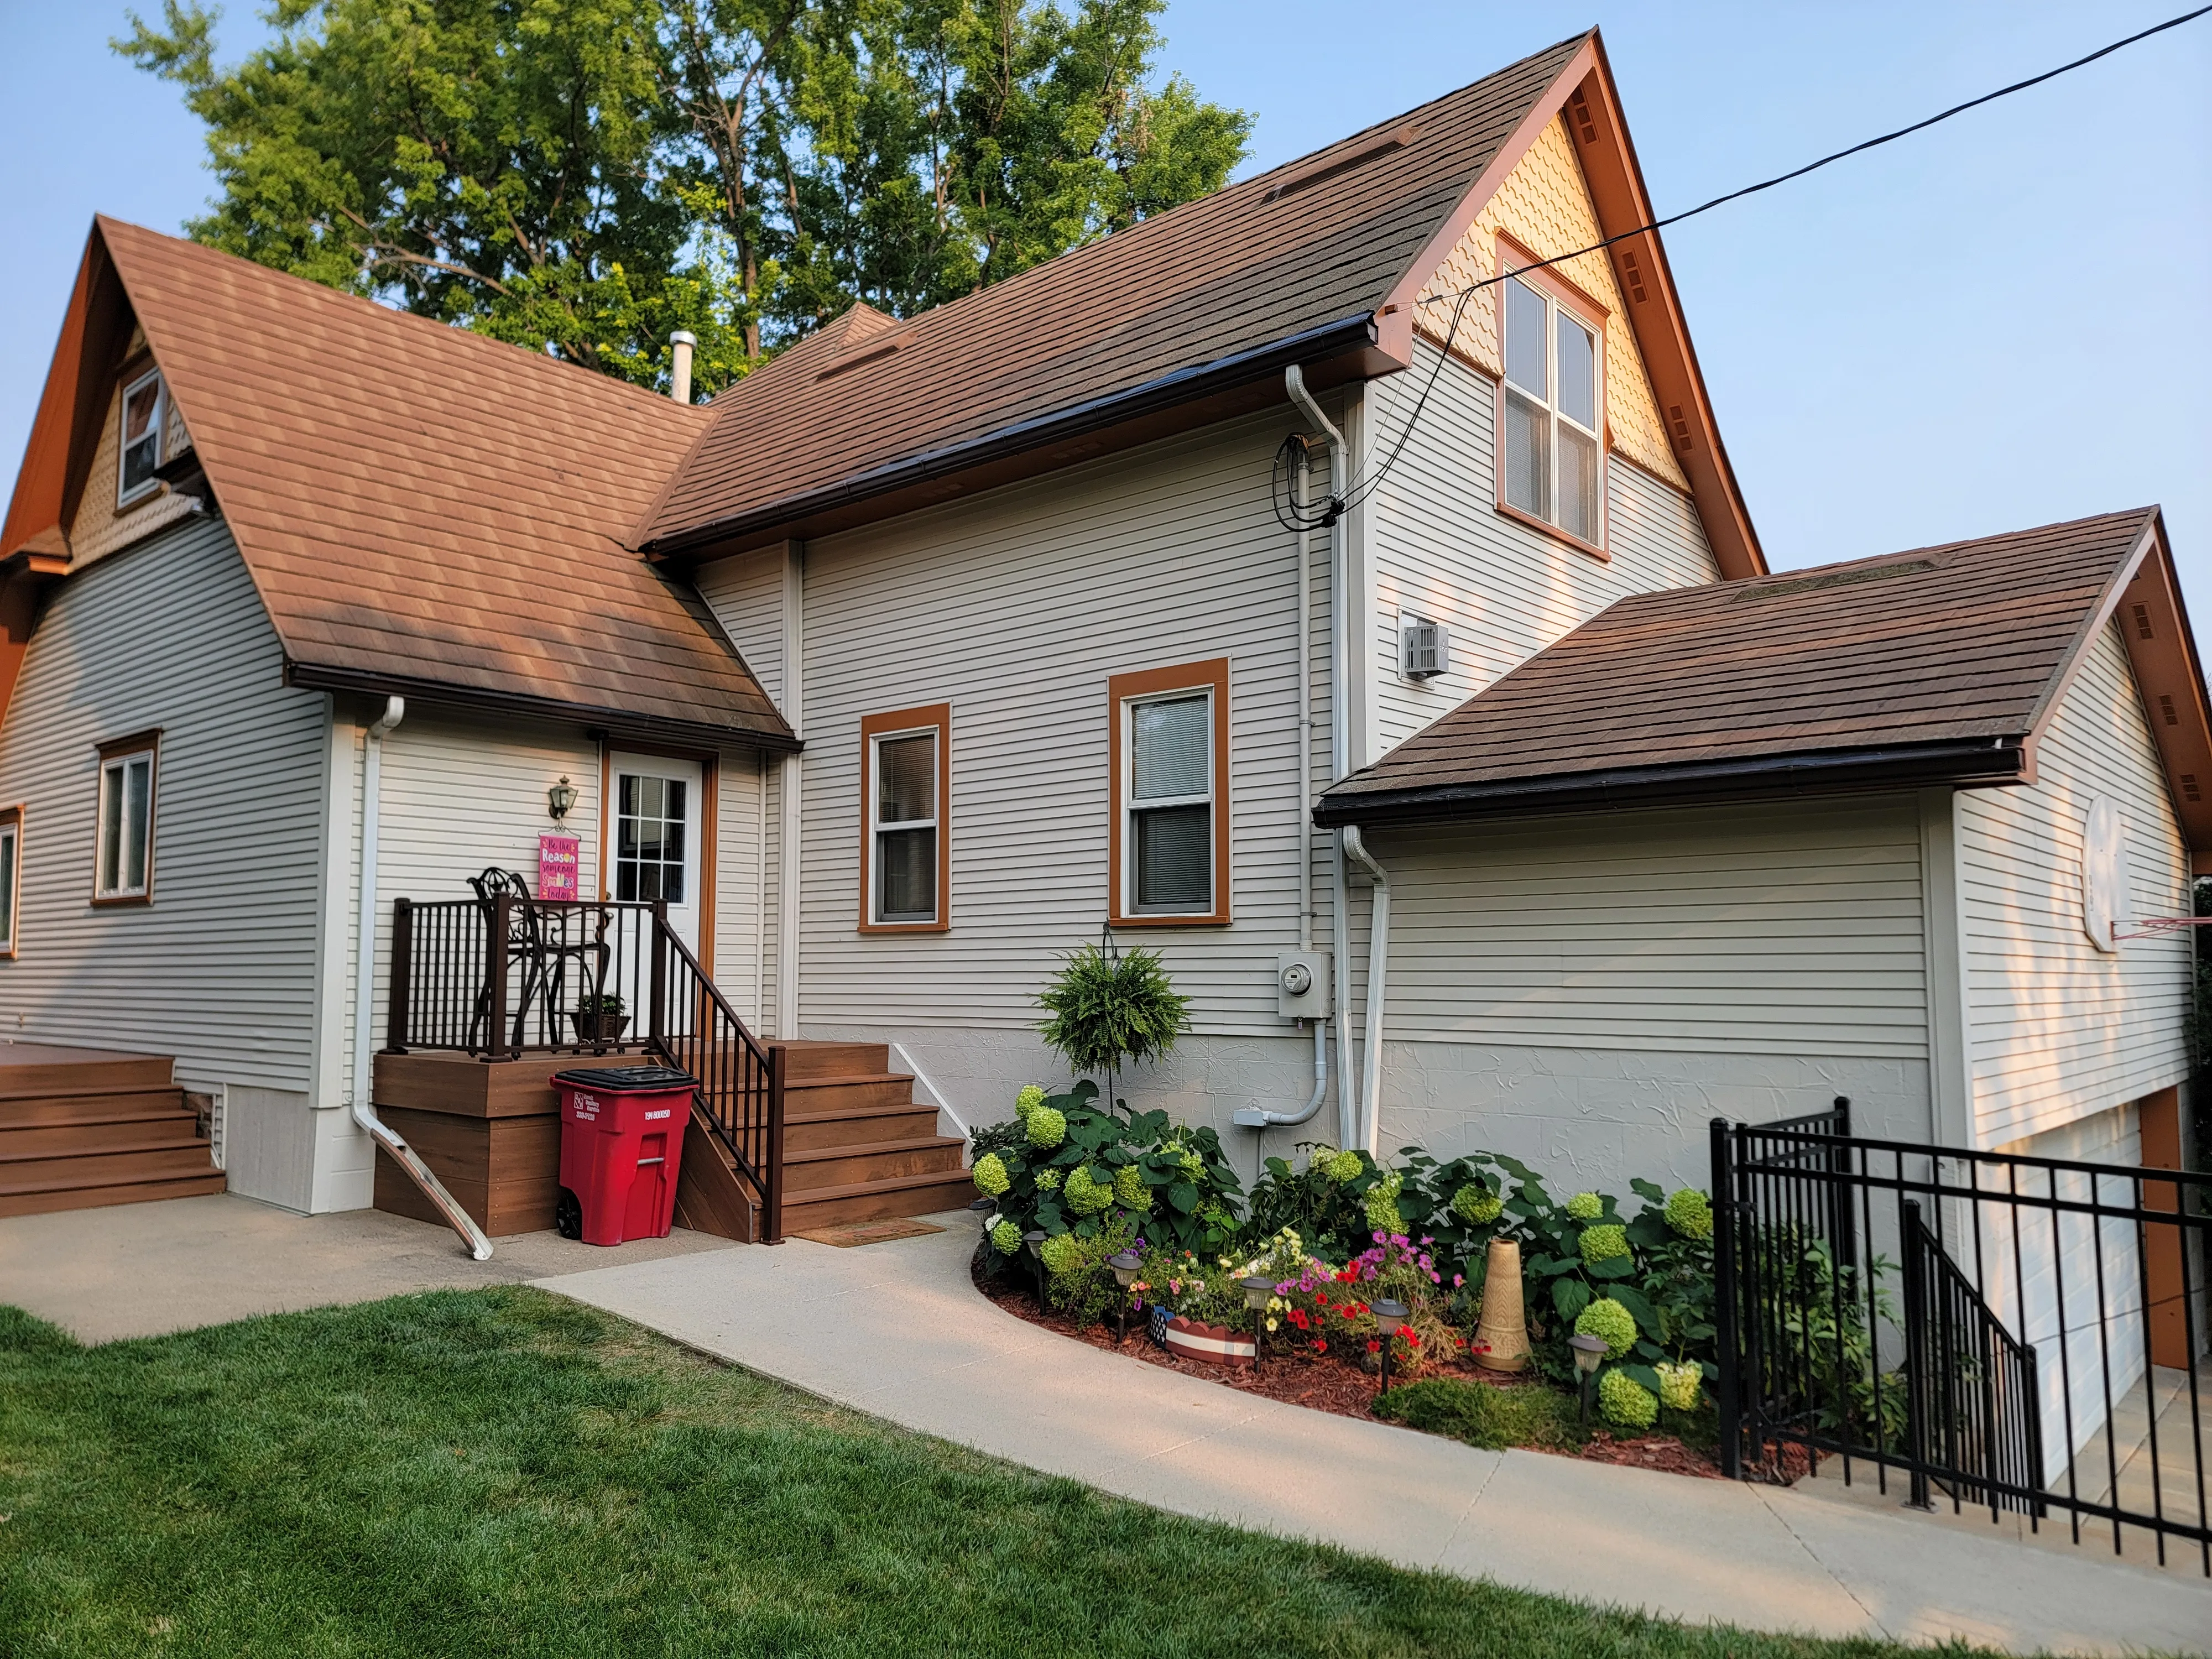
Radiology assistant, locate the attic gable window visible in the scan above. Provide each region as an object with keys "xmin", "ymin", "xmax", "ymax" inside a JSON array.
[
  {"xmin": 1496, "ymin": 259, "xmax": 1605, "ymax": 554},
  {"xmin": 118, "ymin": 369, "xmax": 165, "ymax": 505}
]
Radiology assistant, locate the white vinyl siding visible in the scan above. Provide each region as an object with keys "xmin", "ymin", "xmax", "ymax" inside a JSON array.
[
  {"xmin": 1958, "ymin": 621, "xmax": 2192, "ymax": 1146},
  {"xmin": 0, "ymin": 515, "xmax": 327, "ymax": 1094},
  {"xmin": 1367, "ymin": 336, "xmax": 1719, "ymax": 757},
  {"xmin": 790, "ymin": 412, "xmax": 1320, "ymax": 1034},
  {"xmin": 1370, "ymin": 795, "xmax": 1931, "ymax": 1059},
  {"xmin": 696, "ymin": 549, "xmax": 787, "ymax": 710}
]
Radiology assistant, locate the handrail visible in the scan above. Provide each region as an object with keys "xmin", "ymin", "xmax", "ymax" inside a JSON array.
[
  {"xmin": 644, "ymin": 905, "xmax": 786, "ymax": 1245},
  {"xmin": 384, "ymin": 893, "xmax": 787, "ymax": 1244}
]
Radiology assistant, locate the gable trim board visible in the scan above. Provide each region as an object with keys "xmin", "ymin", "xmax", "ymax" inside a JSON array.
[{"xmin": 637, "ymin": 31, "xmax": 1760, "ymax": 582}]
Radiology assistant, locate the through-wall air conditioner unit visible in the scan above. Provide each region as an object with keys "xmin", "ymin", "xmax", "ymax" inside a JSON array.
[{"xmin": 1400, "ymin": 615, "xmax": 1448, "ymax": 681}]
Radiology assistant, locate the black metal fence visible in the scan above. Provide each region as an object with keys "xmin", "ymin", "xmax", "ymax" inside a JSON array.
[
  {"xmin": 387, "ymin": 894, "xmax": 786, "ymax": 1241},
  {"xmin": 1713, "ymin": 1108, "xmax": 2210, "ymax": 1573}
]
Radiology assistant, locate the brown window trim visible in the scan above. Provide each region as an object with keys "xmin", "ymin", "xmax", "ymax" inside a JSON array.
[
  {"xmin": 858, "ymin": 703, "xmax": 951, "ymax": 934},
  {"xmin": 1108, "ymin": 659, "xmax": 1230, "ymax": 928},
  {"xmin": 91, "ymin": 729, "xmax": 160, "ymax": 907},
  {"xmin": 1491, "ymin": 230, "xmax": 1610, "ymax": 561},
  {"xmin": 0, "ymin": 805, "xmax": 21, "ymax": 958}
]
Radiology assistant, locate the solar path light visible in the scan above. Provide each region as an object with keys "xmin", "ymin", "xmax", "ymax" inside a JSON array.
[
  {"xmin": 1569, "ymin": 1332, "xmax": 1609, "ymax": 1425},
  {"xmin": 1109, "ymin": 1250, "xmax": 1142, "ymax": 1344},
  {"xmin": 1240, "ymin": 1275, "xmax": 1273, "ymax": 1371},
  {"xmin": 1370, "ymin": 1298, "xmax": 1408, "ymax": 1395}
]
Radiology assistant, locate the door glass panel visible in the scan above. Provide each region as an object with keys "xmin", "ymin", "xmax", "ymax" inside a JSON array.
[
  {"xmin": 1504, "ymin": 277, "xmax": 1547, "ymax": 396},
  {"xmin": 1132, "ymin": 695, "xmax": 1209, "ymax": 801},
  {"xmin": 1134, "ymin": 804, "xmax": 1211, "ymax": 911},
  {"xmin": 615, "ymin": 774, "xmax": 687, "ymax": 904},
  {"xmin": 122, "ymin": 758, "xmax": 150, "ymax": 890},
  {"xmin": 1557, "ymin": 313, "xmax": 1596, "ymax": 430}
]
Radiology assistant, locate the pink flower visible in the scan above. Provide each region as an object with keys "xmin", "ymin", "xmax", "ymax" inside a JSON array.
[{"xmin": 1453, "ymin": 1274, "xmax": 1465, "ymax": 1287}]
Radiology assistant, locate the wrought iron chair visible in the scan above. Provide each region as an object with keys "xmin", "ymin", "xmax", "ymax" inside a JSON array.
[{"xmin": 464, "ymin": 867, "xmax": 612, "ymax": 1050}]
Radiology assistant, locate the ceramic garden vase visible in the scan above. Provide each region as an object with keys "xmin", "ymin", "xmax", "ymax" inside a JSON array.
[{"xmin": 1472, "ymin": 1237, "xmax": 1531, "ymax": 1371}]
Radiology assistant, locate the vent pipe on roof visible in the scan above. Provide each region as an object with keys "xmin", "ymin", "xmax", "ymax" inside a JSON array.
[{"xmin": 670, "ymin": 331, "xmax": 698, "ymax": 405}]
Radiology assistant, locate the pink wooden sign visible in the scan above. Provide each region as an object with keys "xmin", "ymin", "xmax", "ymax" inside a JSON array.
[{"xmin": 538, "ymin": 832, "xmax": 581, "ymax": 901}]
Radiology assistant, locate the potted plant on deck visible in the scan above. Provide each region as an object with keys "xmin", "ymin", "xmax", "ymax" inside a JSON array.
[{"xmin": 572, "ymin": 992, "xmax": 628, "ymax": 1045}]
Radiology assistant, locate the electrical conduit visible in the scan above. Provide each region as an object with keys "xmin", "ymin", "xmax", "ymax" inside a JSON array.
[
  {"xmin": 1284, "ymin": 364, "xmax": 1358, "ymax": 1151},
  {"xmin": 351, "ymin": 696, "xmax": 492, "ymax": 1261}
]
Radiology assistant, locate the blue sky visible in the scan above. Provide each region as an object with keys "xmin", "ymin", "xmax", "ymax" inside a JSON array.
[{"xmin": 3, "ymin": 2, "xmax": 2206, "ymax": 592}]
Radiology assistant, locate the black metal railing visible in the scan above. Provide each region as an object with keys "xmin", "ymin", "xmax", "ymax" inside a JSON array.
[
  {"xmin": 387, "ymin": 894, "xmax": 785, "ymax": 1243},
  {"xmin": 1713, "ymin": 1110, "xmax": 2210, "ymax": 1573}
]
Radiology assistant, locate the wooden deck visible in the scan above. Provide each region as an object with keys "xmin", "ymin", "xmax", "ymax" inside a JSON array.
[{"xmin": 0, "ymin": 1042, "xmax": 224, "ymax": 1217}]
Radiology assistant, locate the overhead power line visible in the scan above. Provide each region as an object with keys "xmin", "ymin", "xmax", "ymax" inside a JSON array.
[{"xmin": 1275, "ymin": 4, "xmax": 2212, "ymax": 533}]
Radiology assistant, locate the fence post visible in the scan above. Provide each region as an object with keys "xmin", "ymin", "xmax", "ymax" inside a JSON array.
[
  {"xmin": 649, "ymin": 899, "xmax": 669, "ymax": 1046},
  {"xmin": 1901, "ymin": 1199, "xmax": 1934, "ymax": 1509},
  {"xmin": 386, "ymin": 898, "xmax": 414, "ymax": 1054},
  {"xmin": 1712, "ymin": 1117, "xmax": 1744, "ymax": 1480},
  {"xmin": 488, "ymin": 893, "xmax": 513, "ymax": 1060},
  {"xmin": 764, "ymin": 1040, "xmax": 786, "ymax": 1246}
]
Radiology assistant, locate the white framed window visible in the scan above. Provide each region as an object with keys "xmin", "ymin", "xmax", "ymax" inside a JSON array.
[
  {"xmin": 1109, "ymin": 659, "xmax": 1229, "ymax": 925},
  {"xmin": 614, "ymin": 773, "xmax": 688, "ymax": 904},
  {"xmin": 1498, "ymin": 257, "xmax": 1604, "ymax": 551},
  {"xmin": 0, "ymin": 807, "xmax": 19, "ymax": 956},
  {"xmin": 118, "ymin": 369, "xmax": 165, "ymax": 505},
  {"xmin": 859, "ymin": 703, "xmax": 949, "ymax": 931},
  {"xmin": 93, "ymin": 733, "xmax": 158, "ymax": 904}
]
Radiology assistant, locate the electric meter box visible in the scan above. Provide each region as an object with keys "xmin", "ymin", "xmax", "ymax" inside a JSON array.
[{"xmin": 1276, "ymin": 952, "xmax": 1332, "ymax": 1020}]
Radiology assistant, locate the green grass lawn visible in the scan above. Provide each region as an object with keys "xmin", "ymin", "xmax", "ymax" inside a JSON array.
[{"xmin": 1, "ymin": 1286, "xmax": 1991, "ymax": 1658}]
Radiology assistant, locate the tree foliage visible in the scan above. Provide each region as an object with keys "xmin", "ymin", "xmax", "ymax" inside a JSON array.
[{"xmin": 117, "ymin": 0, "xmax": 1249, "ymax": 397}]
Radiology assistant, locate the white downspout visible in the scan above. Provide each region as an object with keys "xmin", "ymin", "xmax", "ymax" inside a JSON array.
[
  {"xmin": 1234, "ymin": 427, "xmax": 1328, "ymax": 1134},
  {"xmin": 777, "ymin": 540, "xmax": 804, "ymax": 1039},
  {"xmin": 1340, "ymin": 823, "xmax": 1391, "ymax": 1157},
  {"xmin": 351, "ymin": 695, "xmax": 492, "ymax": 1261},
  {"xmin": 1285, "ymin": 364, "xmax": 1358, "ymax": 1152}
]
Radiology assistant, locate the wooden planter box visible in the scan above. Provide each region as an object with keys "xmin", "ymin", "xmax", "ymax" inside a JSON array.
[{"xmin": 369, "ymin": 1051, "xmax": 643, "ymax": 1237}]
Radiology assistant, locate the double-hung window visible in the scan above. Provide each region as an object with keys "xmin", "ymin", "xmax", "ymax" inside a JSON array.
[
  {"xmin": 0, "ymin": 807, "xmax": 19, "ymax": 955},
  {"xmin": 94, "ymin": 733, "xmax": 158, "ymax": 904},
  {"xmin": 859, "ymin": 704, "xmax": 950, "ymax": 931},
  {"xmin": 1109, "ymin": 660, "xmax": 1229, "ymax": 925},
  {"xmin": 118, "ymin": 369, "xmax": 165, "ymax": 505},
  {"xmin": 1498, "ymin": 252, "xmax": 1604, "ymax": 551}
]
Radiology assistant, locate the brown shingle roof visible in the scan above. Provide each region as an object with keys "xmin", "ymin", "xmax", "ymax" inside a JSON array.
[
  {"xmin": 640, "ymin": 34, "xmax": 1590, "ymax": 556},
  {"xmin": 94, "ymin": 217, "xmax": 792, "ymax": 748},
  {"xmin": 1317, "ymin": 510, "xmax": 2177, "ymax": 826}
]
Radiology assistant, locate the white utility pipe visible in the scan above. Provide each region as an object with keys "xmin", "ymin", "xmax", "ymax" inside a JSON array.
[
  {"xmin": 1285, "ymin": 365, "xmax": 1358, "ymax": 1153},
  {"xmin": 1236, "ymin": 426, "xmax": 1329, "ymax": 1138},
  {"xmin": 669, "ymin": 330, "xmax": 697, "ymax": 404},
  {"xmin": 1340, "ymin": 823, "xmax": 1391, "ymax": 1157},
  {"xmin": 351, "ymin": 695, "xmax": 492, "ymax": 1261}
]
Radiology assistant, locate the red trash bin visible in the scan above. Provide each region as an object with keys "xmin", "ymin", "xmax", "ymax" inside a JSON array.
[{"xmin": 553, "ymin": 1066, "xmax": 695, "ymax": 1246}]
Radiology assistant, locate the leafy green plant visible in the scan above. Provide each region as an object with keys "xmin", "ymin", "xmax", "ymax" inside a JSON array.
[
  {"xmin": 1036, "ymin": 942, "xmax": 1191, "ymax": 1111},
  {"xmin": 1244, "ymin": 1142, "xmax": 1392, "ymax": 1262},
  {"xmin": 1370, "ymin": 1375, "xmax": 1588, "ymax": 1449}
]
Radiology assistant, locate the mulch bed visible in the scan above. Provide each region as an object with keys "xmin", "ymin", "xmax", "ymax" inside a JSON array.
[{"xmin": 975, "ymin": 1266, "xmax": 1725, "ymax": 1480}]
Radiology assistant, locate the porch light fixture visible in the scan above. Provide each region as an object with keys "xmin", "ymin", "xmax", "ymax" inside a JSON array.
[
  {"xmin": 1109, "ymin": 1250, "xmax": 1142, "ymax": 1344},
  {"xmin": 1569, "ymin": 1332, "xmax": 1609, "ymax": 1424},
  {"xmin": 547, "ymin": 776, "xmax": 578, "ymax": 822},
  {"xmin": 1370, "ymin": 1297, "xmax": 1408, "ymax": 1396},
  {"xmin": 1241, "ymin": 1274, "xmax": 1274, "ymax": 1372}
]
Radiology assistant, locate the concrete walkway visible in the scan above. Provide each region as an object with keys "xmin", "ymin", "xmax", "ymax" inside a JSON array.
[
  {"xmin": 541, "ymin": 1213, "xmax": 2212, "ymax": 1657},
  {"xmin": 0, "ymin": 1192, "xmax": 736, "ymax": 1343}
]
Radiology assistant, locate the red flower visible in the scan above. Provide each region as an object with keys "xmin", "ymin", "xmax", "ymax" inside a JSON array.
[
  {"xmin": 1405, "ymin": 1331, "xmax": 1422, "ymax": 1347},
  {"xmin": 1314, "ymin": 1339, "xmax": 1328, "ymax": 1354},
  {"xmin": 1366, "ymin": 1340, "xmax": 1381, "ymax": 1354}
]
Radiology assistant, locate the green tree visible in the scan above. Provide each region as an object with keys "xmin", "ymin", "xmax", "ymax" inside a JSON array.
[{"xmin": 117, "ymin": 0, "xmax": 1248, "ymax": 395}]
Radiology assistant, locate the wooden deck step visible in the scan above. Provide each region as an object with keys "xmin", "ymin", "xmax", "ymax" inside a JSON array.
[
  {"xmin": 772, "ymin": 1040, "xmax": 890, "ymax": 1080},
  {"xmin": 782, "ymin": 1072, "xmax": 917, "ymax": 1114},
  {"xmin": 0, "ymin": 1170, "xmax": 227, "ymax": 1219},
  {"xmin": 0, "ymin": 1089, "xmax": 197, "ymax": 1130},
  {"xmin": 0, "ymin": 1044, "xmax": 221, "ymax": 1218},
  {"xmin": 0, "ymin": 1117, "xmax": 206, "ymax": 1160},
  {"xmin": 782, "ymin": 1100, "xmax": 942, "ymax": 1152},
  {"xmin": 780, "ymin": 1168, "xmax": 978, "ymax": 1230},
  {"xmin": 782, "ymin": 1135, "xmax": 965, "ymax": 1193}
]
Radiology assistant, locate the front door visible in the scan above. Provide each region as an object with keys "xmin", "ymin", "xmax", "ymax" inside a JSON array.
[{"xmin": 609, "ymin": 753, "xmax": 703, "ymax": 958}]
